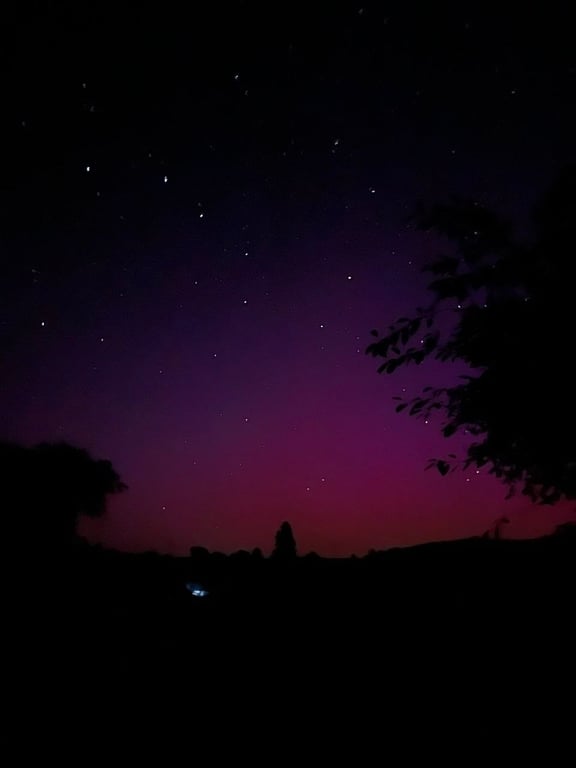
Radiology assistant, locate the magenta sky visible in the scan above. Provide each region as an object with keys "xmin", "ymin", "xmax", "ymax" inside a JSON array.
[
  {"xmin": 9, "ymin": 223, "xmax": 574, "ymax": 556},
  {"xmin": 3, "ymin": 5, "xmax": 575, "ymax": 555}
]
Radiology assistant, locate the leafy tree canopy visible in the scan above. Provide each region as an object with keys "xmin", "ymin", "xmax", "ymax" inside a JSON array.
[
  {"xmin": 0, "ymin": 441, "xmax": 126, "ymax": 547},
  {"xmin": 366, "ymin": 167, "xmax": 576, "ymax": 505}
]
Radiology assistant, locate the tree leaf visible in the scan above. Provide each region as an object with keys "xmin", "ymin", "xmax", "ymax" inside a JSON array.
[{"xmin": 370, "ymin": 173, "xmax": 576, "ymax": 506}]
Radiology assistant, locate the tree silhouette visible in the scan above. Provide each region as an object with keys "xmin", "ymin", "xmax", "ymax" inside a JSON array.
[
  {"xmin": 272, "ymin": 521, "xmax": 297, "ymax": 560},
  {"xmin": 189, "ymin": 546, "xmax": 210, "ymax": 562},
  {"xmin": 366, "ymin": 167, "xmax": 576, "ymax": 506},
  {"xmin": 489, "ymin": 516, "xmax": 510, "ymax": 541},
  {"xmin": 0, "ymin": 441, "xmax": 126, "ymax": 551},
  {"xmin": 553, "ymin": 521, "xmax": 576, "ymax": 539}
]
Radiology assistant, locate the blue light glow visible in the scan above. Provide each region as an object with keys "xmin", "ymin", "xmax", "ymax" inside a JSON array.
[{"xmin": 186, "ymin": 582, "xmax": 209, "ymax": 598}]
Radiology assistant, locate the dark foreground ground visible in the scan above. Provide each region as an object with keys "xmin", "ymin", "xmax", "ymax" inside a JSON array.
[
  {"xmin": 7, "ymin": 533, "xmax": 574, "ymax": 746},
  {"xmin": 18, "ymin": 533, "xmax": 574, "ymax": 663}
]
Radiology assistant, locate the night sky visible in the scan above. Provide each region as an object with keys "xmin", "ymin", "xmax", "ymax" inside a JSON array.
[{"xmin": 2, "ymin": 4, "xmax": 575, "ymax": 555}]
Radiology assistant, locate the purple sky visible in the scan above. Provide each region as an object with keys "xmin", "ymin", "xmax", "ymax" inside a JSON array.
[{"xmin": 2, "ymin": 5, "xmax": 575, "ymax": 554}]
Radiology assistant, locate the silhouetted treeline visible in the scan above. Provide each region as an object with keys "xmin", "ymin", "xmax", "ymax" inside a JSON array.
[
  {"xmin": 2, "ymin": 437, "xmax": 573, "ymax": 667},
  {"xmin": 44, "ymin": 526, "xmax": 575, "ymax": 665}
]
